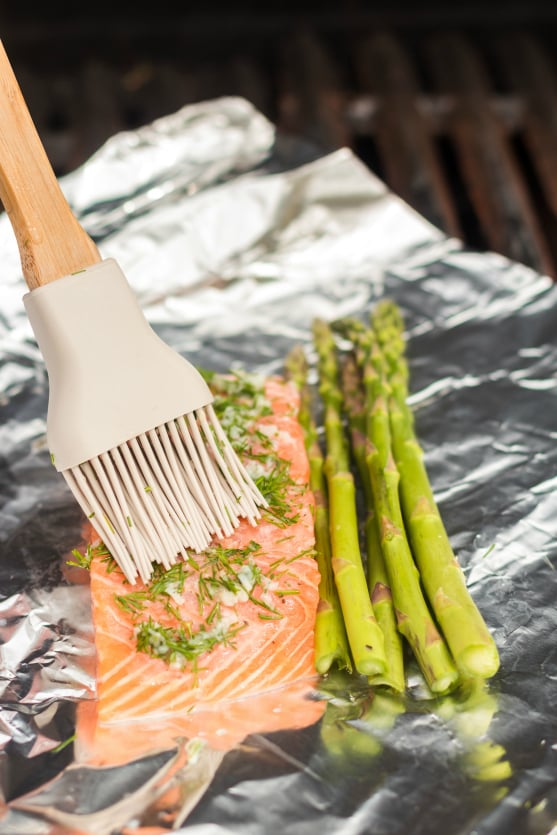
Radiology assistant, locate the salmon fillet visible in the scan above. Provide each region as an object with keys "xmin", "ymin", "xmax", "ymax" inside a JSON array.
[{"xmin": 75, "ymin": 375, "xmax": 324, "ymax": 766}]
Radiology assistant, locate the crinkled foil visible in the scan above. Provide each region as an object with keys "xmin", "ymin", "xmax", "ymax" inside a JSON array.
[{"xmin": 1, "ymin": 95, "xmax": 557, "ymax": 834}]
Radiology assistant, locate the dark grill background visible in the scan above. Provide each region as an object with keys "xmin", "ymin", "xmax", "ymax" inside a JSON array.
[{"xmin": 2, "ymin": 3, "xmax": 557, "ymax": 277}]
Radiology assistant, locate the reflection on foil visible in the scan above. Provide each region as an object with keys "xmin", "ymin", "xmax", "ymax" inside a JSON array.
[
  {"xmin": 1, "ymin": 95, "xmax": 557, "ymax": 833},
  {"xmin": 0, "ymin": 586, "xmax": 95, "ymax": 706},
  {"xmin": 8, "ymin": 744, "xmax": 226, "ymax": 835}
]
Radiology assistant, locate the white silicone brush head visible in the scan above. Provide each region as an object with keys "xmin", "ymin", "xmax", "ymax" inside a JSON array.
[
  {"xmin": 23, "ymin": 259, "xmax": 266, "ymax": 582},
  {"xmin": 24, "ymin": 259, "xmax": 214, "ymax": 470}
]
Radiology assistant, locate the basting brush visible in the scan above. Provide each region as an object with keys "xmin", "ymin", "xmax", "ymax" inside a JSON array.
[{"xmin": 0, "ymin": 40, "xmax": 266, "ymax": 583}]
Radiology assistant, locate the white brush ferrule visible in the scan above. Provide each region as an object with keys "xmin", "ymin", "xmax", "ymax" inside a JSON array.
[{"xmin": 23, "ymin": 258, "xmax": 213, "ymax": 471}]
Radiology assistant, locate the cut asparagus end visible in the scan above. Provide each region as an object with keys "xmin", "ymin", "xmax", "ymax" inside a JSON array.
[
  {"xmin": 358, "ymin": 657, "xmax": 388, "ymax": 677},
  {"xmin": 457, "ymin": 645, "xmax": 500, "ymax": 680},
  {"xmin": 430, "ymin": 670, "xmax": 460, "ymax": 695}
]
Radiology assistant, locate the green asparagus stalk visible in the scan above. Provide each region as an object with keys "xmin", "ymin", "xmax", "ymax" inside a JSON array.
[
  {"xmin": 285, "ymin": 344, "xmax": 352, "ymax": 675},
  {"xmin": 372, "ymin": 299, "xmax": 500, "ymax": 679},
  {"xmin": 311, "ymin": 319, "xmax": 387, "ymax": 678},
  {"xmin": 339, "ymin": 350, "xmax": 405, "ymax": 692},
  {"xmin": 350, "ymin": 323, "xmax": 459, "ymax": 695}
]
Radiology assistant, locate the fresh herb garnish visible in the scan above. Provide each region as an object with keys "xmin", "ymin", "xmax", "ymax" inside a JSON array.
[
  {"xmin": 114, "ymin": 538, "xmax": 284, "ymax": 672},
  {"xmin": 207, "ymin": 369, "xmax": 274, "ymax": 456},
  {"xmin": 101, "ymin": 369, "xmax": 306, "ymax": 674},
  {"xmin": 255, "ymin": 458, "xmax": 301, "ymax": 528},
  {"xmin": 135, "ymin": 617, "xmax": 246, "ymax": 667},
  {"xmin": 115, "ymin": 591, "xmax": 150, "ymax": 615},
  {"xmin": 51, "ymin": 733, "xmax": 76, "ymax": 754},
  {"xmin": 67, "ymin": 541, "xmax": 114, "ymax": 570}
]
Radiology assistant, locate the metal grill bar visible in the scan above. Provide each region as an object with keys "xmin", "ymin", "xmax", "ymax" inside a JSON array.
[
  {"xmin": 3, "ymin": 25, "xmax": 557, "ymax": 278},
  {"xmin": 353, "ymin": 32, "xmax": 463, "ymax": 239},
  {"xmin": 424, "ymin": 32, "xmax": 554, "ymax": 276}
]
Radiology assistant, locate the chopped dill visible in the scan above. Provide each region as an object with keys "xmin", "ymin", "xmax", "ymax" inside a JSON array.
[
  {"xmin": 67, "ymin": 541, "xmax": 113, "ymax": 571},
  {"xmin": 136, "ymin": 617, "xmax": 246, "ymax": 666},
  {"xmin": 51, "ymin": 733, "xmax": 76, "ymax": 754},
  {"xmin": 206, "ymin": 369, "xmax": 273, "ymax": 455},
  {"xmin": 113, "ymin": 537, "xmax": 284, "ymax": 674},
  {"xmin": 115, "ymin": 561, "xmax": 188, "ymax": 615},
  {"xmin": 194, "ymin": 541, "xmax": 264, "ymax": 613},
  {"xmin": 255, "ymin": 459, "xmax": 301, "ymax": 528},
  {"xmin": 101, "ymin": 369, "xmax": 306, "ymax": 675},
  {"xmin": 206, "ymin": 602, "xmax": 221, "ymax": 624},
  {"xmin": 68, "ymin": 548, "xmax": 91, "ymax": 570},
  {"xmin": 115, "ymin": 592, "xmax": 149, "ymax": 615},
  {"xmin": 164, "ymin": 601, "xmax": 183, "ymax": 620},
  {"xmin": 288, "ymin": 547, "xmax": 316, "ymax": 562},
  {"xmin": 149, "ymin": 561, "xmax": 188, "ymax": 598},
  {"xmin": 247, "ymin": 592, "xmax": 281, "ymax": 616}
]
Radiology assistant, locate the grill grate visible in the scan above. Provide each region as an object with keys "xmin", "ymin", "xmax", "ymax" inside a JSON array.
[{"xmin": 3, "ymin": 21, "xmax": 557, "ymax": 278}]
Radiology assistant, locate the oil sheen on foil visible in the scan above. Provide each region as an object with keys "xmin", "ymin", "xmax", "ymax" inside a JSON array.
[{"xmin": 1, "ymin": 96, "xmax": 556, "ymax": 834}]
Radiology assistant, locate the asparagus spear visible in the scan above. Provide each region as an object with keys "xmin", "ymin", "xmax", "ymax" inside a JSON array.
[
  {"xmin": 311, "ymin": 319, "xmax": 387, "ymax": 678},
  {"xmin": 285, "ymin": 344, "xmax": 352, "ymax": 674},
  {"xmin": 349, "ymin": 322, "xmax": 459, "ymax": 695},
  {"xmin": 372, "ymin": 299, "xmax": 500, "ymax": 679},
  {"xmin": 339, "ymin": 350, "xmax": 405, "ymax": 692}
]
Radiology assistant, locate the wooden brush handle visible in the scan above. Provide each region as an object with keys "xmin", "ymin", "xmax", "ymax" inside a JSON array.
[{"xmin": 0, "ymin": 41, "xmax": 100, "ymax": 290}]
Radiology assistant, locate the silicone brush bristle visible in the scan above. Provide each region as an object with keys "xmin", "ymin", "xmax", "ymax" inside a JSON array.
[{"xmin": 64, "ymin": 403, "xmax": 266, "ymax": 583}]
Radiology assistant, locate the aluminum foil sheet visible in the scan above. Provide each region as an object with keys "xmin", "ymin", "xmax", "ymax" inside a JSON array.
[{"xmin": 1, "ymin": 95, "xmax": 557, "ymax": 834}]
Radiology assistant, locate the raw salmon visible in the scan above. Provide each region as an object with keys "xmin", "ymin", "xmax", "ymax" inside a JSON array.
[{"xmin": 75, "ymin": 375, "xmax": 325, "ymax": 766}]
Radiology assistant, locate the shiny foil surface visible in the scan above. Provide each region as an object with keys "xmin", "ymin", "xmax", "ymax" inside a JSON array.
[{"xmin": 1, "ymin": 96, "xmax": 557, "ymax": 834}]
